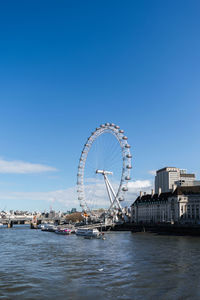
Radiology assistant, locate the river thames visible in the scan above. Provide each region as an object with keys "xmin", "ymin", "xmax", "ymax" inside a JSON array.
[{"xmin": 1, "ymin": 226, "xmax": 200, "ymax": 300}]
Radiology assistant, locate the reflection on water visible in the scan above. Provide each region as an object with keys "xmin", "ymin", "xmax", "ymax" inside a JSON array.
[{"xmin": 0, "ymin": 226, "xmax": 200, "ymax": 299}]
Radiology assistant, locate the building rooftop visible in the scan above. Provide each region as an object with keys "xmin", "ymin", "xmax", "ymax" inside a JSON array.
[
  {"xmin": 156, "ymin": 167, "xmax": 179, "ymax": 173},
  {"xmin": 175, "ymin": 186, "xmax": 200, "ymax": 195},
  {"xmin": 132, "ymin": 186, "xmax": 200, "ymax": 206}
]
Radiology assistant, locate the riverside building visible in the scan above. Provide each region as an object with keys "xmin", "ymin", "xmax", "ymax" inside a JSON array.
[{"xmin": 131, "ymin": 167, "xmax": 200, "ymax": 224}]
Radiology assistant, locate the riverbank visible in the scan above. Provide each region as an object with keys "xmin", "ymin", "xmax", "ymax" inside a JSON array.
[{"xmin": 113, "ymin": 223, "xmax": 200, "ymax": 236}]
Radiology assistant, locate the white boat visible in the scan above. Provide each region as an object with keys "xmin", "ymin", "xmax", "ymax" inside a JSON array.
[
  {"xmin": 55, "ymin": 228, "xmax": 71, "ymax": 235},
  {"xmin": 76, "ymin": 228, "xmax": 100, "ymax": 238},
  {"xmin": 41, "ymin": 223, "xmax": 57, "ymax": 232}
]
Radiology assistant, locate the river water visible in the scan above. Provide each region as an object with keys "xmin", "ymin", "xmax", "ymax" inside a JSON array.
[{"xmin": 0, "ymin": 225, "xmax": 200, "ymax": 300}]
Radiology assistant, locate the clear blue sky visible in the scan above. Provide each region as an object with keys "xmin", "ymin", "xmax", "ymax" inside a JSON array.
[{"xmin": 0, "ymin": 0, "xmax": 200, "ymax": 211}]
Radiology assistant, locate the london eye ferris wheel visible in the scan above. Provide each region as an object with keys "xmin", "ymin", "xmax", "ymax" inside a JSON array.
[{"xmin": 77, "ymin": 123, "xmax": 132, "ymax": 220}]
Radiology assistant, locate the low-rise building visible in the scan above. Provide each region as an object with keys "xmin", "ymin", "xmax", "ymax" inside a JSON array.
[{"xmin": 131, "ymin": 182, "xmax": 200, "ymax": 224}]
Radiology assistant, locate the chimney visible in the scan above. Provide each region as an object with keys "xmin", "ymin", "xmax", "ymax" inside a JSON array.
[
  {"xmin": 140, "ymin": 191, "xmax": 143, "ymax": 198},
  {"xmin": 172, "ymin": 184, "xmax": 177, "ymax": 192},
  {"xmin": 158, "ymin": 187, "xmax": 162, "ymax": 196}
]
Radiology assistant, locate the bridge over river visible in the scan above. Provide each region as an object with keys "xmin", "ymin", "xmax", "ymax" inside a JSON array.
[
  {"xmin": 0, "ymin": 217, "xmax": 66, "ymax": 228},
  {"xmin": 0, "ymin": 216, "xmax": 118, "ymax": 231}
]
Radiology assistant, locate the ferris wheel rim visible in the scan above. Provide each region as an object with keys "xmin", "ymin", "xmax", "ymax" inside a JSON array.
[{"xmin": 77, "ymin": 123, "xmax": 132, "ymax": 213}]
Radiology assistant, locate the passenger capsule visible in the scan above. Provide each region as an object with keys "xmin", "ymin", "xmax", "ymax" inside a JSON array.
[
  {"xmin": 122, "ymin": 136, "xmax": 128, "ymax": 140},
  {"xmin": 119, "ymin": 130, "xmax": 124, "ymax": 134},
  {"xmin": 96, "ymin": 127, "xmax": 100, "ymax": 131},
  {"xmin": 111, "ymin": 123, "xmax": 115, "ymax": 127},
  {"xmin": 125, "ymin": 176, "xmax": 131, "ymax": 180},
  {"xmin": 126, "ymin": 154, "xmax": 132, "ymax": 158},
  {"xmin": 115, "ymin": 125, "xmax": 120, "ymax": 129},
  {"xmin": 122, "ymin": 187, "xmax": 128, "ymax": 192},
  {"xmin": 105, "ymin": 123, "xmax": 110, "ymax": 126},
  {"xmin": 126, "ymin": 165, "xmax": 132, "ymax": 169},
  {"xmin": 100, "ymin": 124, "xmax": 105, "ymax": 128},
  {"xmin": 78, "ymin": 197, "xmax": 83, "ymax": 200},
  {"xmin": 125, "ymin": 144, "xmax": 131, "ymax": 148},
  {"xmin": 118, "ymin": 197, "xmax": 124, "ymax": 201}
]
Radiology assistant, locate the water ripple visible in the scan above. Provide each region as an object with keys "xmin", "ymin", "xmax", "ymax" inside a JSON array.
[{"xmin": 1, "ymin": 227, "xmax": 200, "ymax": 299}]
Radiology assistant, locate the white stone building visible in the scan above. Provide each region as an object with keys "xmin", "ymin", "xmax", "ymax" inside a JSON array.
[{"xmin": 131, "ymin": 185, "xmax": 200, "ymax": 224}]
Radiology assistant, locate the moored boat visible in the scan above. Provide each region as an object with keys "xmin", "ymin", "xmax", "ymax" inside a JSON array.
[
  {"xmin": 76, "ymin": 228, "xmax": 101, "ymax": 238},
  {"xmin": 41, "ymin": 223, "xmax": 57, "ymax": 232},
  {"xmin": 55, "ymin": 228, "xmax": 71, "ymax": 235}
]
